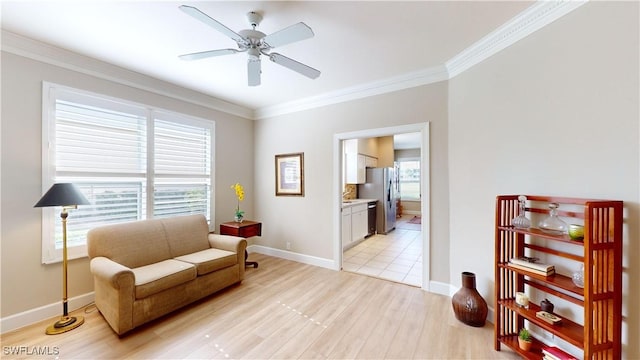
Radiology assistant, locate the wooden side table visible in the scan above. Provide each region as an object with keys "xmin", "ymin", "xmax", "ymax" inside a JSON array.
[{"xmin": 219, "ymin": 220, "xmax": 262, "ymax": 268}]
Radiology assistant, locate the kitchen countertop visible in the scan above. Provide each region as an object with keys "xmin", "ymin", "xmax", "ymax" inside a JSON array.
[{"xmin": 341, "ymin": 198, "xmax": 377, "ymax": 209}]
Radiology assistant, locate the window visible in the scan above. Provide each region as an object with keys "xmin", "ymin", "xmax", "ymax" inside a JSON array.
[
  {"xmin": 398, "ymin": 160, "xmax": 420, "ymax": 201},
  {"xmin": 41, "ymin": 83, "xmax": 214, "ymax": 263}
]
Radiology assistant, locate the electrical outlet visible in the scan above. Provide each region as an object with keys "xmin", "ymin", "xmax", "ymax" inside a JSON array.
[{"xmin": 286, "ymin": 241, "xmax": 291, "ymax": 250}]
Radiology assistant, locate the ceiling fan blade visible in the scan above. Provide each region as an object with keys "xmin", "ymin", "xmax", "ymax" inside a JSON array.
[
  {"xmin": 262, "ymin": 22, "xmax": 314, "ymax": 48},
  {"xmin": 269, "ymin": 53, "xmax": 320, "ymax": 79},
  {"xmin": 248, "ymin": 58, "xmax": 261, "ymax": 86},
  {"xmin": 179, "ymin": 5, "xmax": 247, "ymax": 46},
  {"xmin": 179, "ymin": 49, "xmax": 239, "ymax": 61}
]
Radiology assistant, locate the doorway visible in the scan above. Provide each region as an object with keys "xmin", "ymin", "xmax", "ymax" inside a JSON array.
[{"xmin": 332, "ymin": 123, "xmax": 430, "ymax": 290}]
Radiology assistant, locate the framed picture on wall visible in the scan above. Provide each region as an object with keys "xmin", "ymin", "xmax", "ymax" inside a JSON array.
[{"xmin": 275, "ymin": 152, "xmax": 304, "ymax": 196}]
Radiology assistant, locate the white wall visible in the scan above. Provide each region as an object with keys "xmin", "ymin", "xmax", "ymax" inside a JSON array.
[
  {"xmin": 254, "ymin": 82, "xmax": 451, "ymax": 282},
  {"xmin": 0, "ymin": 51, "xmax": 255, "ymax": 319},
  {"xmin": 448, "ymin": 2, "xmax": 639, "ymax": 356}
]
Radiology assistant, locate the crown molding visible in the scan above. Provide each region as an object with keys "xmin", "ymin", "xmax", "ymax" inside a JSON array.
[
  {"xmin": 1, "ymin": 30, "xmax": 254, "ymax": 119},
  {"xmin": 254, "ymin": 65, "xmax": 449, "ymax": 119},
  {"xmin": 257, "ymin": 0, "xmax": 587, "ymax": 119},
  {"xmin": 1, "ymin": 0, "xmax": 587, "ymax": 120},
  {"xmin": 446, "ymin": 0, "xmax": 588, "ymax": 78}
]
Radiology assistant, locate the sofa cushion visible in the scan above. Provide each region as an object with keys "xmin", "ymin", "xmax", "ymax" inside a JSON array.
[
  {"xmin": 132, "ymin": 259, "xmax": 196, "ymax": 299},
  {"xmin": 87, "ymin": 218, "xmax": 171, "ymax": 269},
  {"xmin": 162, "ymin": 215, "xmax": 211, "ymax": 257},
  {"xmin": 174, "ymin": 248, "xmax": 237, "ymax": 276}
]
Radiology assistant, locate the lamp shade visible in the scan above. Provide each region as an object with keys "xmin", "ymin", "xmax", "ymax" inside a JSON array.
[{"xmin": 34, "ymin": 183, "xmax": 90, "ymax": 208}]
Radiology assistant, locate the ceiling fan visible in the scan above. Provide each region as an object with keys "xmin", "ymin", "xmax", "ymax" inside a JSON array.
[{"xmin": 179, "ymin": 5, "xmax": 321, "ymax": 86}]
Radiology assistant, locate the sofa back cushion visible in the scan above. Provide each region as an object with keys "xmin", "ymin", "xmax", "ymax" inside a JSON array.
[
  {"xmin": 87, "ymin": 218, "xmax": 171, "ymax": 268},
  {"xmin": 161, "ymin": 214, "xmax": 210, "ymax": 257}
]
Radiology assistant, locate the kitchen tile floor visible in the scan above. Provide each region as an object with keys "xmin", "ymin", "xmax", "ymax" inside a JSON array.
[{"xmin": 343, "ymin": 215, "xmax": 422, "ymax": 286}]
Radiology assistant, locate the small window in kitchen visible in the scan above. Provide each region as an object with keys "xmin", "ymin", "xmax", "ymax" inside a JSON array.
[{"xmin": 398, "ymin": 160, "xmax": 420, "ymax": 201}]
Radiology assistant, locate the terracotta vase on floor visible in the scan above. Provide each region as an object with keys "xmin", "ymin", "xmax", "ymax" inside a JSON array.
[{"xmin": 451, "ymin": 272, "xmax": 488, "ymax": 327}]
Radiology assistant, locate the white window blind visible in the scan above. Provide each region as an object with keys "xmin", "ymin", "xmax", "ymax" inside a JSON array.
[
  {"xmin": 153, "ymin": 117, "xmax": 211, "ymax": 219},
  {"xmin": 55, "ymin": 99, "xmax": 147, "ymax": 174},
  {"xmin": 42, "ymin": 83, "xmax": 214, "ymax": 263}
]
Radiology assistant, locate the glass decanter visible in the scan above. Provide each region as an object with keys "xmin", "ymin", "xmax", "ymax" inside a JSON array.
[
  {"xmin": 572, "ymin": 263, "xmax": 585, "ymax": 288},
  {"xmin": 539, "ymin": 203, "xmax": 568, "ymax": 234},
  {"xmin": 511, "ymin": 195, "xmax": 531, "ymax": 228}
]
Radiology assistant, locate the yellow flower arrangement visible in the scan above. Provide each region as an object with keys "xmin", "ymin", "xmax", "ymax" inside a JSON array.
[{"xmin": 231, "ymin": 183, "xmax": 245, "ymax": 220}]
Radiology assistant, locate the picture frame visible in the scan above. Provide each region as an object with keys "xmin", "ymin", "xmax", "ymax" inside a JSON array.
[{"xmin": 275, "ymin": 152, "xmax": 304, "ymax": 196}]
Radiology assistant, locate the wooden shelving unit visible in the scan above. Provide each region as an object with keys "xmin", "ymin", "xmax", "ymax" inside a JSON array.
[{"xmin": 494, "ymin": 195, "xmax": 622, "ymax": 359}]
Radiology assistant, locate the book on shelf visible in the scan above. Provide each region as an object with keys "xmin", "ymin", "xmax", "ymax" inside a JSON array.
[
  {"xmin": 508, "ymin": 262, "xmax": 555, "ymax": 276},
  {"xmin": 510, "ymin": 257, "xmax": 555, "ymax": 272},
  {"xmin": 536, "ymin": 310, "xmax": 562, "ymax": 324},
  {"xmin": 542, "ymin": 345, "xmax": 577, "ymax": 360}
]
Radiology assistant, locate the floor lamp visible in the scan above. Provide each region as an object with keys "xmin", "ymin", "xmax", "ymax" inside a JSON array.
[{"xmin": 35, "ymin": 183, "xmax": 90, "ymax": 335}]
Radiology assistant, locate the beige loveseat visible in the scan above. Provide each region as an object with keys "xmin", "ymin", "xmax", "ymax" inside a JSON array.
[{"xmin": 87, "ymin": 214, "xmax": 246, "ymax": 335}]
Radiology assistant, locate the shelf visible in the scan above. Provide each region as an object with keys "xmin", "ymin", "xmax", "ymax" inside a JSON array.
[
  {"xmin": 499, "ymin": 299, "xmax": 584, "ymax": 348},
  {"xmin": 498, "ymin": 226, "xmax": 584, "ymax": 245},
  {"xmin": 499, "ymin": 263, "xmax": 584, "ymax": 297},
  {"xmin": 494, "ymin": 195, "xmax": 623, "ymax": 359},
  {"xmin": 497, "ymin": 334, "xmax": 544, "ymax": 360},
  {"xmin": 524, "ymin": 243, "xmax": 583, "ymax": 263}
]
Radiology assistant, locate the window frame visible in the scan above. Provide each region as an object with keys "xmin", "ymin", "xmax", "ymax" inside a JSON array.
[{"xmin": 41, "ymin": 82, "xmax": 215, "ymax": 264}]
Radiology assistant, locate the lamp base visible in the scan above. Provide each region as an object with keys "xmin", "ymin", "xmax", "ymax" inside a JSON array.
[{"xmin": 45, "ymin": 315, "xmax": 84, "ymax": 335}]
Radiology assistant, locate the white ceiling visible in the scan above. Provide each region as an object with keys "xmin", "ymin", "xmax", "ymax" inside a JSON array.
[{"xmin": 1, "ymin": 1, "xmax": 533, "ymax": 113}]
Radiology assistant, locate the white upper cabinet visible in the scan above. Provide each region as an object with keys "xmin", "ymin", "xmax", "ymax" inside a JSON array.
[
  {"xmin": 344, "ymin": 139, "xmax": 378, "ymax": 184},
  {"xmin": 345, "ymin": 153, "xmax": 366, "ymax": 184}
]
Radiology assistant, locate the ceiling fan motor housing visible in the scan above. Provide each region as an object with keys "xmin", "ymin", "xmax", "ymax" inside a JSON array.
[
  {"xmin": 238, "ymin": 29, "xmax": 266, "ymax": 42},
  {"xmin": 238, "ymin": 29, "xmax": 266, "ymax": 58}
]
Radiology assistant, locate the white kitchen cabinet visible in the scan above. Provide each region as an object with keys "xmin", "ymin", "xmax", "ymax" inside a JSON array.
[
  {"xmin": 342, "ymin": 206, "xmax": 352, "ymax": 249},
  {"xmin": 346, "ymin": 154, "xmax": 378, "ymax": 184},
  {"xmin": 350, "ymin": 203, "xmax": 368, "ymax": 243},
  {"xmin": 342, "ymin": 203, "xmax": 368, "ymax": 250},
  {"xmin": 345, "ymin": 153, "xmax": 366, "ymax": 184}
]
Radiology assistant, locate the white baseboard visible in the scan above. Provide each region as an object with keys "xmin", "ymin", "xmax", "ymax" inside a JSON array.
[
  {"xmin": 1, "ymin": 292, "xmax": 95, "ymax": 334},
  {"xmin": 247, "ymin": 245, "xmax": 335, "ymax": 270},
  {"xmin": 428, "ymin": 280, "xmax": 454, "ymax": 297}
]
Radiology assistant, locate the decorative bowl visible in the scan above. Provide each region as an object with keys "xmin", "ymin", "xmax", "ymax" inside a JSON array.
[{"xmin": 568, "ymin": 224, "xmax": 584, "ymax": 240}]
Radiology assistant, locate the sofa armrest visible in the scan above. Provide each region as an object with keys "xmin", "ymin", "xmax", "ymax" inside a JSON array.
[
  {"xmin": 90, "ymin": 257, "xmax": 135, "ymax": 290},
  {"xmin": 208, "ymin": 234, "xmax": 247, "ymax": 254},
  {"xmin": 208, "ymin": 234, "xmax": 247, "ymax": 281},
  {"xmin": 90, "ymin": 256, "xmax": 136, "ymax": 335}
]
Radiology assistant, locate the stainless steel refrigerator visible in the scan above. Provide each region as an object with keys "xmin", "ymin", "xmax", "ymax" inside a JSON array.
[{"xmin": 358, "ymin": 167, "xmax": 397, "ymax": 234}]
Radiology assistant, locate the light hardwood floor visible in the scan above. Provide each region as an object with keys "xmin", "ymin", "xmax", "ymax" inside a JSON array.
[{"xmin": 1, "ymin": 254, "xmax": 519, "ymax": 359}]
